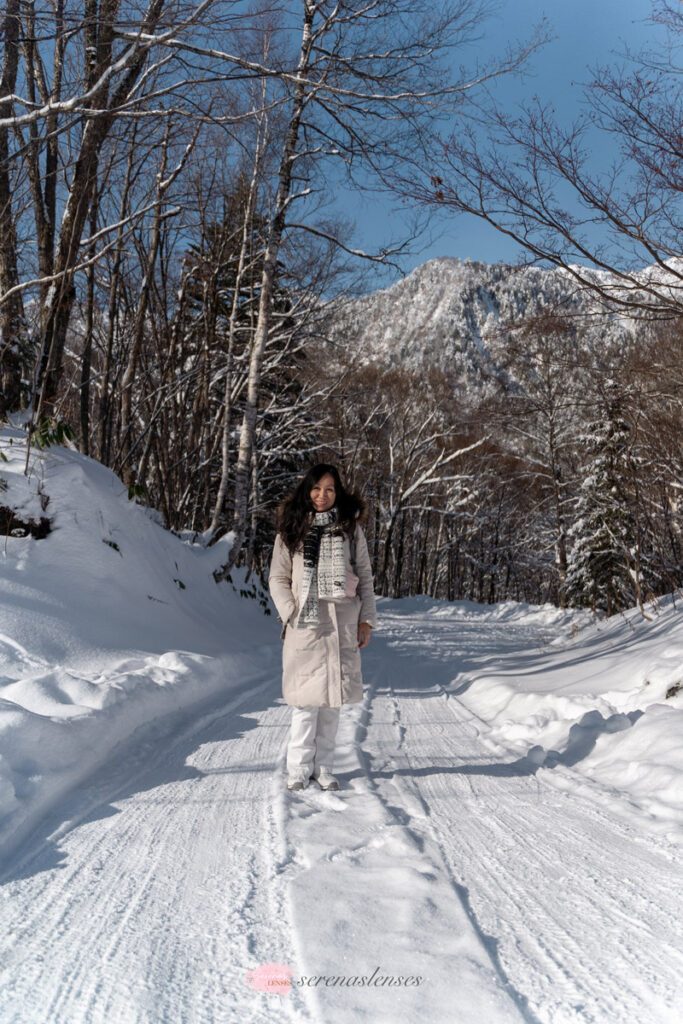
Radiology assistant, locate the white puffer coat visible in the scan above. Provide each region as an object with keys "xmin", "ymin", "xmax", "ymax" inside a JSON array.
[{"xmin": 268, "ymin": 525, "xmax": 378, "ymax": 708}]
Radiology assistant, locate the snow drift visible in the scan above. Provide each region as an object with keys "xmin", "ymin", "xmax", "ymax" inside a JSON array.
[
  {"xmin": 0, "ymin": 426, "xmax": 275, "ymax": 859},
  {"xmin": 442, "ymin": 597, "xmax": 683, "ymax": 832}
]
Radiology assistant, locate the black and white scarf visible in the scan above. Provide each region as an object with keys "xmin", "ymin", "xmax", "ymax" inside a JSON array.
[{"xmin": 297, "ymin": 508, "xmax": 347, "ymax": 628}]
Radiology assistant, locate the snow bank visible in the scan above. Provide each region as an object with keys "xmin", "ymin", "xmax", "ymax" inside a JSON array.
[
  {"xmin": 0, "ymin": 427, "xmax": 276, "ymax": 858},
  {"xmin": 453, "ymin": 596, "xmax": 683, "ymax": 834},
  {"xmin": 3, "ymin": 421, "xmax": 682, "ymax": 862}
]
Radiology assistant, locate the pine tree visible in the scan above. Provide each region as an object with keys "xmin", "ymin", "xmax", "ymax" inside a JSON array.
[{"xmin": 565, "ymin": 380, "xmax": 644, "ymax": 615}]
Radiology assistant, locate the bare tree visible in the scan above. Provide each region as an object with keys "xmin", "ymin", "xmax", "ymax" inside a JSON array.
[
  {"xmin": 404, "ymin": 0, "xmax": 683, "ymax": 316},
  {"xmin": 0, "ymin": 0, "xmax": 24, "ymax": 416},
  {"xmin": 486, "ymin": 313, "xmax": 587, "ymax": 596},
  {"xmin": 0, "ymin": 0, "xmax": 250, "ymax": 419},
  {"xmin": 212, "ymin": 0, "xmax": 537, "ymax": 576}
]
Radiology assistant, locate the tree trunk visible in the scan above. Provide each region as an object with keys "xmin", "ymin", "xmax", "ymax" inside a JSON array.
[
  {"xmin": 37, "ymin": 0, "xmax": 167, "ymax": 410},
  {"xmin": 79, "ymin": 195, "xmax": 99, "ymax": 453},
  {"xmin": 118, "ymin": 129, "xmax": 170, "ymax": 487},
  {"xmin": 0, "ymin": 0, "xmax": 24, "ymax": 417},
  {"xmin": 97, "ymin": 143, "xmax": 135, "ymax": 464},
  {"xmin": 215, "ymin": 0, "xmax": 316, "ymax": 581},
  {"xmin": 393, "ymin": 511, "xmax": 405, "ymax": 596},
  {"xmin": 208, "ymin": 123, "xmax": 266, "ymax": 538}
]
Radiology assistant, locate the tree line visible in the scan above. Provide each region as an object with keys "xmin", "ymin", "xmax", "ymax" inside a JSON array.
[
  {"xmin": 0, "ymin": 0, "xmax": 532, "ymax": 566},
  {"xmin": 305, "ymin": 308, "xmax": 683, "ymax": 616},
  {"xmin": 1, "ymin": 0, "xmax": 680, "ymax": 617}
]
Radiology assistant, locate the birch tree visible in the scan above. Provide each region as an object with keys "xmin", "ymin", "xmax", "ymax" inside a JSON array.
[
  {"xmin": 0, "ymin": 0, "xmax": 246, "ymax": 417},
  {"xmin": 0, "ymin": 0, "xmax": 24, "ymax": 416},
  {"xmin": 210, "ymin": 0, "xmax": 536, "ymax": 576}
]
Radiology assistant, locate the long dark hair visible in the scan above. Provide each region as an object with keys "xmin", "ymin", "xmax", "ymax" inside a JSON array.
[{"xmin": 276, "ymin": 463, "xmax": 365, "ymax": 554}]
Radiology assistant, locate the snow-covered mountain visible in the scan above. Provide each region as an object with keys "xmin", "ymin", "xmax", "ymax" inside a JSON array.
[{"xmin": 327, "ymin": 257, "xmax": 635, "ymax": 380}]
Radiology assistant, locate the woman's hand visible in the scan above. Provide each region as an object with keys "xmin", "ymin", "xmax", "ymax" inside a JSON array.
[{"xmin": 358, "ymin": 622, "xmax": 372, "ymax": 649}]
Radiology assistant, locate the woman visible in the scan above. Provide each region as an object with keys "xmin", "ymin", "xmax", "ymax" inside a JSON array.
[{"xmin": 269, "ymin": 464, "xmax": 377, "ymax": 792}]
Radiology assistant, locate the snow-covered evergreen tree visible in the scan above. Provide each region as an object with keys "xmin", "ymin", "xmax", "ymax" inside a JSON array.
[{"xmin": 565, "ymin": 381, "xmax": 647, "ymax": 615}]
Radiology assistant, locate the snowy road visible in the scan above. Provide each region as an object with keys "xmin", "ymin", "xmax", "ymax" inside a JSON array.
[{"xmin": 1, "ymin": 605, "xmax": 681, "ymax": 1024}]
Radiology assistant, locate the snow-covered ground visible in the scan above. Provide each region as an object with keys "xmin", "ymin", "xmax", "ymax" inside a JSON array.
[
  {"xmin": 1, "ymin": 429, "xmax": 682, "ymax": 1023},
  {"xmin": 0, "ymin": 426, "xmax": 275, "ymax": 860}
]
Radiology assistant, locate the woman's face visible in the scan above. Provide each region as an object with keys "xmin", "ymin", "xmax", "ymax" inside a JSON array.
[{"xmin": 310, "ymin": 472, "xmax": 336, "ymax": 513}]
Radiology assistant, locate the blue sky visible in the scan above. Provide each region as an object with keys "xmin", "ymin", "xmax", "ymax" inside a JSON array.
[{"xmin": 343, "ymin": 0, "xmax": 661, "ymax": 283}]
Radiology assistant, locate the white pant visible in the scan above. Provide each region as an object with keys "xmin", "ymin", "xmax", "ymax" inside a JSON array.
[{"xmin": 287, "ymin": 706, "xmax": 341, "ymax": 778}]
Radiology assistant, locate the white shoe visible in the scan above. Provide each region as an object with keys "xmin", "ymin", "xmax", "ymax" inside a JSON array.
[
  {"xmin": 313, "ymin": 769, "xmax": 339, "ymax": 791},
  {"xmin": 287, "ymin": 772, "xmax": 311, "ymax": 791}
]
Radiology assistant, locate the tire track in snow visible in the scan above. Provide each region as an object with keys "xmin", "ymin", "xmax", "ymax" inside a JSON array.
[
  {"xmin": 357, "ymin": 660, "xmax": 543, "ymax": 1024},
  {"xmin": 360, "ymin": 609, "xmax": 683, "ymax": 1024},
  {"xmin": 2, "ymin": 603, "xmax": 681, "ymax": 1024},
  {"xmin": 279, "ymin": 641, "xmax": 531, "ymax": 1024},
  {"xmin": 0, "ymin": 677, "xmax": 313, "ymax": 1024}
]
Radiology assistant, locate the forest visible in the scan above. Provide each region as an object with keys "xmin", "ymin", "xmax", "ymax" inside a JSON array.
[{"xmin": 0, "ymin": 0, "xmax": 681, "ymax": 616}]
